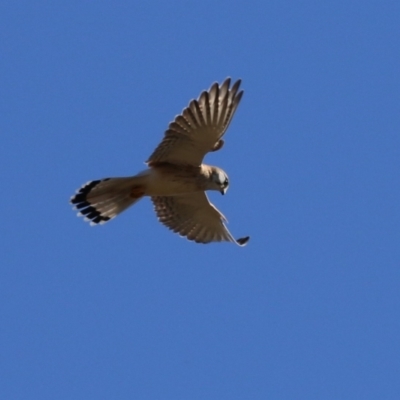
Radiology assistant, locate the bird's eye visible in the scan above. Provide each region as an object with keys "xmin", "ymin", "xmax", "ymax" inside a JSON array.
[{"xmin": 223, "ymin": 179, "xmax": 229, "ymax": 187}]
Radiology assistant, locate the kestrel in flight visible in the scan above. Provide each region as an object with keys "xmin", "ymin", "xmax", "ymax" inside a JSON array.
[{"xmin": 70, "ymin": 78, "xmax": 249, "ymax": 246}]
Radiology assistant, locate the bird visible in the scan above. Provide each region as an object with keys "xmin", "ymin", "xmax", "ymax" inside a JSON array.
[{"xmin": 70, "ymin": 78, "xmax": 249, "ymax": 246}]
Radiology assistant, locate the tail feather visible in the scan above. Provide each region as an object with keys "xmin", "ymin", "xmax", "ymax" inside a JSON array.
[{"xmin": 70, "ymin": 177, "xmax": 144, "ymax": 225}]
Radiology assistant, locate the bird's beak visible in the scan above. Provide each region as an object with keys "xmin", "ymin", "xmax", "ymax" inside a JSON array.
[{"xmin": 220, "ymin": 188, "xmax": 226, "ymax": 195}]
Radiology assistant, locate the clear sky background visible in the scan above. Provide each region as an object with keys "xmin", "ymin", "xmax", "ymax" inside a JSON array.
[{"xmin": 1, "ymin": 1, "xmax": 399, "ymax": 399}]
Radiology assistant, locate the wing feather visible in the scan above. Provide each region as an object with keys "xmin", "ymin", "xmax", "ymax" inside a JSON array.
[
  {"xmin": 151, "ymin": 192, "xmax": 249, "ymax": 246},
  {"xmin": 147, "ymin": 78, "xmax": 243, "ymax": 166},
  {"xmin": 217, "ymin": 87, "xmax": 229, "ymax": 126},
  {"xmin": 219, "ymin": 77, "xmax": 231, "ymax": 99},
  {"xmin": 209, "ymin": 83, "xmax": 219, "ymax": 125}
]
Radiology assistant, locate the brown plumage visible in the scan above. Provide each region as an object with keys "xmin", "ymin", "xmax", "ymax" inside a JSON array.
[{"xmin": 70, "ymin": 78, "xmax": 249, "ymax": 246}]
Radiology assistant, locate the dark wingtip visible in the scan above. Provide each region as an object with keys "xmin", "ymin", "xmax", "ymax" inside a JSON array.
[
  {"xmin": 236, "ymin": 236, "xmax": 250, "ymax": 246},
  {"xmin": 231, "ymin": 78, "xmax": 242, "ymax": 93}
]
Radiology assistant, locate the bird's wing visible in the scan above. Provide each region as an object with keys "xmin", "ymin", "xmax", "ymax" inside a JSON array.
[
  {"xmin": 147, "ymin": 78, "xmax": 243, "ymax": 167},
  {"xmin": 151, "ymin": 192, "xmax": 249, "ymax": 246}
]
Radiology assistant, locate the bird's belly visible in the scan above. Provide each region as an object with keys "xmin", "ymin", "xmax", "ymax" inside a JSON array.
[{"xmin": 144, "ymin": 170, "xmax": 200, "ymax": 196}]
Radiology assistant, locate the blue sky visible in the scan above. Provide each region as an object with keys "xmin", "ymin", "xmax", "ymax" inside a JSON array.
[{"xmin": 1, "ymin": 1, "xmax": 399, "ymax": 399}]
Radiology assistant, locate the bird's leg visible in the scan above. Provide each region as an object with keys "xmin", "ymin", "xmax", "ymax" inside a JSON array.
[{"xmin": 211, "ymin": 139, "xmax": 224, "ymax": 152}]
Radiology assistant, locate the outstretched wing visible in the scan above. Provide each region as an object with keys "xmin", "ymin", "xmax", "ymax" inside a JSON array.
[
  {"xmin": 151, "ymin": 192, "xmax": 249, "ymax": 246},
  {"xmin": 147, "ymin": 78, "xmax": 243, "ymax": 167}
]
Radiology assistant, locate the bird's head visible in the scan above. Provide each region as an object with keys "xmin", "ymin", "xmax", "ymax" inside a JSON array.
[{"xmin": 209, "ymin": 167, "xmax": 229, "ymax": 195}]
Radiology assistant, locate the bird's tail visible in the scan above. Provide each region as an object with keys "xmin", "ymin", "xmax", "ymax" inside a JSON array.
[{"xmin": 70, "ymin": 176, "xmax": 145, "ymax": 225}]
